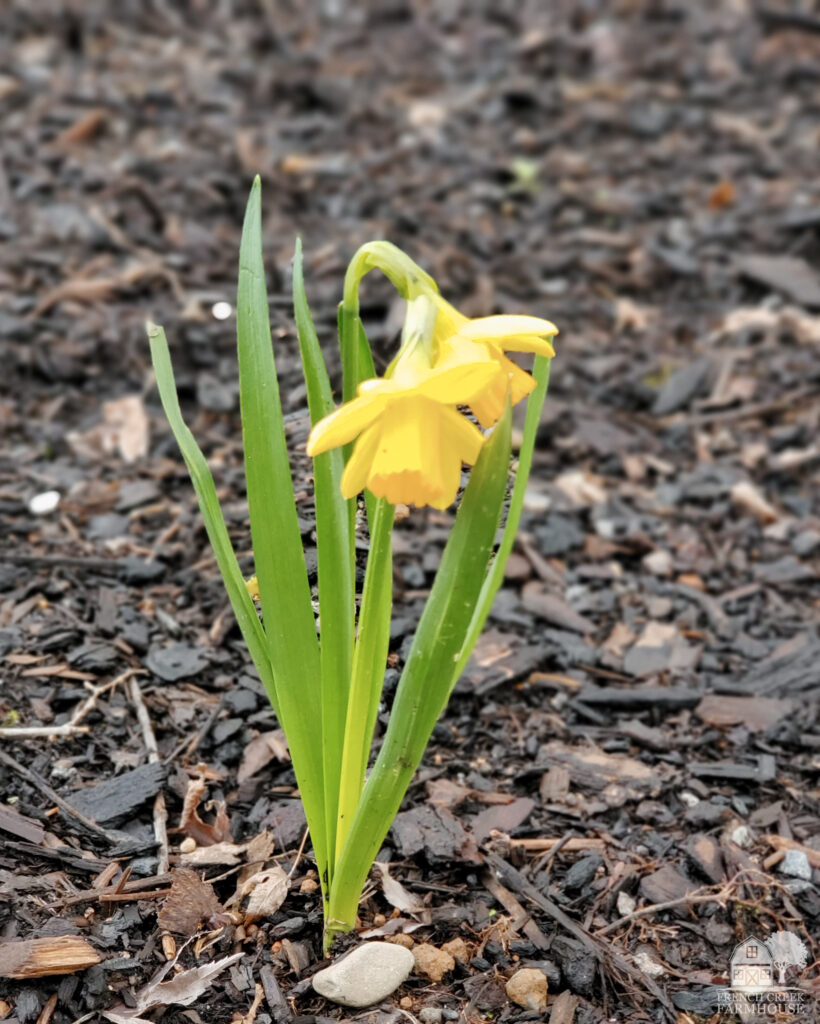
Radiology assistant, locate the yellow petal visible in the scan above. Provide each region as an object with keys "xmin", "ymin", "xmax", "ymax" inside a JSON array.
[
  {"xmin": 367, "ymin": 399, "xmax": 448, "ymax": 506},
  {"xmin": 340, "ymin": 422, "xmax": 382, "ymax": 498},
  {"xmin": 306, "ymin": 388, "xmax": 386, "ymax": 456},
  {"xmin": 415, "ymin": 360, "xmax": 497, "ymax": 404},
  {"xmin": 469, "ymin": 382, "xmax": 508, "ymax": 429},
  {"xmin": 431, "ymin": 294, "xmax": 469, "ymax": 343},
  {"xmin": 503, "ymin": 354, "xmax": 538, "ymax": 405},
  {"xmin": 458, "ymin": 314, "xmax": 558, "ymax": 344},
  {"xmin": 439, "ymin": 406, "xmax": 486, "ymax": 465}
]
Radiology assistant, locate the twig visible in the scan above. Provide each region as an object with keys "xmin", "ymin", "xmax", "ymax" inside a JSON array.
[
  {"xmin": 286, "ymin": 827, "xmax": 310, "ymax": 880},
  {"xmin": 483, "ymin": 870, "xmax": 549, "ymax": 949},
  {"xmin": 680, "ymin": 385, "xmax": 819, "ymax": 426},
  {"xmin": 0, "ymin": 747, "xmax": 117, "ymax": 846},
  {"xmin": 240, "ymin": 983, "xmax": 265, "ymax": 1024},
  {"xmin": 129, "ymin": 676, "xmax": 170, "ymax": 874},
  {"xmin": 593, "ymin": 882, "xmax": 735, "ymax": 937},
  {"xmin": 4, "ymin": 553, "xmax": 124, "ymax": 573},
  {"xmin": 0, "ymin": 669, "xmax": 141, "ymax": 739},
  {"xmin": 44, "ymin": 872, "xmax": 174, "ymax": 909}
]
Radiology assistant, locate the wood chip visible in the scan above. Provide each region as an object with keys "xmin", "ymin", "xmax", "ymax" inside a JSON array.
[
  {"xmin": 0, "ymin": 936, "xmax": 100, "ymax": 979},
  {"xmin": 696, "ymin": 694, "xmax": 793, "ymax": 731}
]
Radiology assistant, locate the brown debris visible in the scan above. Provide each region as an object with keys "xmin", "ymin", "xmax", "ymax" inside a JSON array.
[
  {"xmin": 412, "ymin": 943, "xmax": 455, "ymax": 982},
  {"xmin": 696, "ymin": 693, "xmax": 793, "ymax": 731},
  {"xmin": 178, "ymin": 777, "xmax": 233, "ymax": 847},
  {"xmin": 0, "ymin": 936, "xmax": 100, "ymax": 980},
  {"xmin": 157, "ymin": 868, "xmax": 227, "ymax": 935}
]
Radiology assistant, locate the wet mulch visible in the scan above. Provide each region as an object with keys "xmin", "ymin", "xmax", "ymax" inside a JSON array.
[{"xmin": 1, "ymin": 2, "xmax": 819, "ymax": 1022}]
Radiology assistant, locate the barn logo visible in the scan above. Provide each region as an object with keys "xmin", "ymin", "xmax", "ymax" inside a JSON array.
[{"xmin": 717, "ymin": 930, "xmax": 811, "ymax": 1017}]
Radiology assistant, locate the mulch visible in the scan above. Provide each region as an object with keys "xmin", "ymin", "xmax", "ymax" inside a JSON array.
[{"xmin": 1, "ymin": 2, "xmax": 818, "ymax": 1022}]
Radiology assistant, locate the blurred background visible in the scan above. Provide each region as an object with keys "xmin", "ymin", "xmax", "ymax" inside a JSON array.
[{"xmin": 1, "ymin": 0, "xmax": 818, "ymax": 674}]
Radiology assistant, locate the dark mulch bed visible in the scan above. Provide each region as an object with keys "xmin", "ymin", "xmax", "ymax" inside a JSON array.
[{"xmin": 1, "ymin": 2, "xmax": 818, "ymax": 1022}]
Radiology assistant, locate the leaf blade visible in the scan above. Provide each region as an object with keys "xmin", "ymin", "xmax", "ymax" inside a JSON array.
[
  {"xmin": 147, "ymin": 323, "xmax": 278, "ymax": 716},
  {"xmin": 236, "ymin": 179, "xmax": 326, "ymax": 887},
  {"xmin": 293, "ymin": 239, "xmax": 354, "ymax": 878}
]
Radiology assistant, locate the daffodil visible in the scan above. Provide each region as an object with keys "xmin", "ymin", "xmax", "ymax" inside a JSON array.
[
  {"xmin": 307, "ymin": 298, "xmax": 497, "ymax": 510},
  {"xmin": 430, "ymin": 295, "xmax": 557, "ymax": 428}
]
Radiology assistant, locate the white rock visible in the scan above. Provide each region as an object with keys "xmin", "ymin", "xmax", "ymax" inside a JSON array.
[
  {"xmin": 28, "ymin": 490, "xmax": 60, "ymax": 515},
  {"xmin": 523, "ymin": 487, "xmax": 550, "ymax": 513},
  {"xmin": 312, "ymin": 942, "xmax": 414, "ymax": 1008},
  {"xmin": 617, "ymin": 891, "xmax": 636, "ymax": 916},
  {"xmin": 679, "ymin": 790, "xmax": 700, "ymax": 809},
  {"xmin": 730, "ymin": 825, "xmax": 752, "ymax": 849},
  {"xmin": 642, "ymin": 549, "xmax": 672, "ymax": 577},
  {"xmin": 780, "ymin": 849, "xmax": 812, "ymax": 881}
]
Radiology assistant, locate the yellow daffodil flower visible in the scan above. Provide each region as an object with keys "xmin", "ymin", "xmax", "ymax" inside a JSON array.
[
  {"xmin": 430, "ymin": 295, "xmax": 557, "ymax": 428},
  {"xmin": 307, "ymin": 300, "xmax": 497, "ymax": 510}
]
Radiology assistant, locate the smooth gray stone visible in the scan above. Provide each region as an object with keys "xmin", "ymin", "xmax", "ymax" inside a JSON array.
[{"xmin": 312, "ymin": 942, "xmax": 414, "ymax": 1008}]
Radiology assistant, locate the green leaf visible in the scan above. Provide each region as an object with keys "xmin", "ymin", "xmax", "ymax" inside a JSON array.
[
  {"xmin": 147, "ymin": 323, "xmax": 278, "ymax": 716},
  {"xmin": 237, "ymin": 178, "xmax": 326, "ymax": 892},
  {"xmin": 454, "ymin": 354, "xmax": 552, "ymax": 679},
  {"xmin": 327, "ymin": 402, "xmax": 512, "ymax": 938},
  {"xmin": 293, "ymin": 239, "xmax": 354, "ymax": 881},
  {"xmin": 334, "ymin": 497, "xmax": 393, "ymax": 864}
]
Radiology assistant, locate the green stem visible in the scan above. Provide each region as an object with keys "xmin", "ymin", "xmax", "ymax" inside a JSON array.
[
  {"xmin": 453, "ymin": 354, "xmax": 552, "ymax": 680},
  {"xmin": 334, "ymin": 498, "xmax": 394, "ymax": 865}
]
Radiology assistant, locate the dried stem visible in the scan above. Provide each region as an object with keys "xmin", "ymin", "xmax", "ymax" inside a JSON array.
[
  {"xmin": 0, "ymin": 669, "xmax": 142, "ymax": 739},
  {"xmin": 129, "ymin": 676, "xmax": 170, "ymax": 874}
]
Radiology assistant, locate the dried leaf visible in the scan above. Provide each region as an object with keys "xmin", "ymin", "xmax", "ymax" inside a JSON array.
[
  {"xmin": 67, "ymin": 395, "xmax": 150, "ymax": 464},
  {"xmin": 51, "ymin": 108, "xmax": 107, "ymax": 148},
  {"xmin": 181, "ymin": 841, "xmax": 247, "ymax": 867},
  {"xmin": 554, "ymin": 470, "xmax": 607, "ymax": 506},
  {"xmin": 374, "ymin": 861, "xmax": 422, "ymax": 913},
  {"xmin": 103, "ymin": 952, "xmax": 243, "ymax": 1022},
  {"xmin": 613, "ymin": 297, "xmax": 653, "ymax": 332},
  {"xmin": 157, "ymin": 868, "xmax": 229, "ymax": 935},
  {"xmin": 731, "ymin": 480, "xmax": 779, "ymax": 524},
  {"xmin": 240, "ymin": 866, "xmax": 289, "ymax": 919},
  {"xmin": 237, "ymin": 730, "xmax": 289, "ymax": 783},
  {"xmin": 179, "ymin": 777, "xmax": 233, "ymax": 847}
]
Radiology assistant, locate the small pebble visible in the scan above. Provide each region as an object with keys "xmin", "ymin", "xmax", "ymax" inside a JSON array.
[
  {"xmin": 300, "ymin": 877, "xmax": 319, "ymax": 894},
  {"xmin": 179, "ymin": 837, "xmax": 197, "ymax": 854},
  {"xmin": 730, "ymin": 825, "xmax": 752, "ymax": 849},
  {"xmin": 399, "ymin": 996, "xmax": 413, "ymax": 1010},
  {"xmin": 680, "ymin": 790, "xmax": 700, "ymax": 808},
  {"xmin": 780, "ymin": 849, "xmax": 812, "ymax": 881},
  {"xmin": 413, "ymin": 943, "xmax": 455, "ymax": 982},
  {"xmin": 28, "ymin": 490, "xmax": 60, "ymax": 515},
  {"xmin": 505, "ymin": 968, "xmax": 548, "ymax": 1011},
  {"xmin": 643, "ymin": 549, "xmax": 673, "ymax": 577},
  {"xmin": 617, "ymin": 891, "xmax": 636, "ymax": 916},
  {"xmin": 312, "ymin": 942, "xmax": 414, "ymax": 1008},
  {"xmin": 419, "ymin": 1008, "xmax": 443, "ymax": 1024}
]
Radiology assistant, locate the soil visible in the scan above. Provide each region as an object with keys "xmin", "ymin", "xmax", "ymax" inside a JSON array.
[{"xmin": 1, "ymin": 3, "xmax": 819, "ymax": 1023}]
